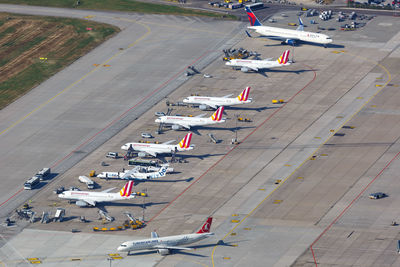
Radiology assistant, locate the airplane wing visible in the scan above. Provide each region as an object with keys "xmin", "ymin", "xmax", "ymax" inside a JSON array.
[
  {"xmin": 263, "ymin": 58, "xmax": 273, "ymax": 61},
  {"xmin": 222, "ymin": 94, "xmax": 233, "ymax": 98},
  {"xmin": 195, "ymin": 113, "xmax": 206, "ymax": 118},
  {"xmin": 162, "ymin": 140, "xmax": 175, "ymax": 145},
  {"xmin": 147, "ymin": 150, "xmax": 158, "ymax": 157},
  {"xmin": 154, "ymin": 245, "xmax": 192, "ymax": 251},
  {"xmin": 179, "ymin": 123, "xmax": 191, "ymax": 130},
  {"xmin": 101, "ymin": 187, "xmax": 116, "ymax": 193},
  {"xmin": 121, "ymin": 168, "xmax": 139, "ymax": 179},
  {"xmin": 82, "ymin": 199, "xmax": 96, "ymax": 206},
  {"xmin": 202, "ymin": 102, "xmax": 217, "ymax": 109}
]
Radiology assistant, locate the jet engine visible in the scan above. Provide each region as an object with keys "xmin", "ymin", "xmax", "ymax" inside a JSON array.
[
  {"xmin": 157, "ymin": 249, "xmax": 170, "ymax": 256},
  {"xmin": 199, "ymin": 104, "xmax": 208, "ymax": 110},
  {"xmin": 285, "ymin": 39, "xmax": 296, "ymax": 46},
  {"xmin": 138, "ymin": 152, "xmax": 148, "ymax": 158},
  {"xmin": 240, "ymin": 67, "xmax": 250, "ymax": 73},
  {"xmin": 76, "ymin": 200, "xmax": 89, "ymax": 207},
  {"xmin": 171, "ymin": 124, "xmax": 181, "ymax": 130}
]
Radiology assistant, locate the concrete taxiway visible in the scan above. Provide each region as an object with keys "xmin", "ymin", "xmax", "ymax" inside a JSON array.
[{"xmin": 1, "ymin": 5, "xmax": 400, "ymax": 267}]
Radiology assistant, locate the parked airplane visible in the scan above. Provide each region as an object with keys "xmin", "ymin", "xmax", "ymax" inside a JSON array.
[
  {"xmin": 245, "ymin": 7, "xmax": 332, "ymax": 47},
  {"xmin": 58, "ymin": 181, "xmax": 135, "ymax": 207},
  {"xmin": 121, "ymin": 132, "xmax": 194, "ymax": 157},
  {"xmin": 97, "ymin": 166, "xmax": 168, "ymax": 180},
  {"xmin": 118, "ymin": 217, "xmax": 214, "ymax": 255},
  {"xmin": 183, "ymin": 87, "xmax": 252, "ymax": 110},
  {"xmin": 226, "ymin": 50, "xmax": 290, "ymax": 72},
  {"xmin": 155, "ymin": 106, "xmax": 225, "ymax": 130}
]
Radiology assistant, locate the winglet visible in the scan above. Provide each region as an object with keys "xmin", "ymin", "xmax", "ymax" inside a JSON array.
[
  {"xmin": 277, "ymin": 50, "xmax": 290, "ymax": 64},
  {"xmin": 245, "ymin": 7, "xmax": 262, "ymax": 27},
  {"xmin": 296, "ymin": 17, "xmax": 304, "ymax": 31},
  {"xmin": 119, "ymin": 181, "xmax": 134, "ymax": 197},
  {"xmin": 196, "ymin": 217, "xmax": 213, "ymax": 234},
  {"xmin": 237, "ymin": 87, "xmax": 250, "ymax": 102},
  {"xmin": 178, "ymin": 133, "xmax": 193, "ymax": 149},
  {"xmin": 211, "ymin": 106, "xmax": 224, "ymax": 121}
]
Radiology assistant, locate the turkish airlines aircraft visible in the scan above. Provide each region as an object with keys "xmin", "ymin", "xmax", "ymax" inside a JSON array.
[
  {"xmin": 58, "ymin": 181, "xmax": 135, "ymax": 207},
  {"xmin": 121, "ymin": 132, "xmax": 194, "ymax": 157},
  {"xmin": 226, "ymin": 50, "xmax": 290, "ymax": 72},
  {"xmin": 183, "ymin": 87, "xmax": 252, "ymax": 109},
  {"xmin": 97, "ymin": 166, "xmax": 168, "ymax": 180},
  {"xmin": 118, "ymin": 217, "xmax": 214, "ymax": 255},
  {"xmin": 245, "ymin": 6, "xmax": 332, "ymax": 47},
  {"xmin": 155, "ymin": 106, "xmax": 225, "ymax": 130}
]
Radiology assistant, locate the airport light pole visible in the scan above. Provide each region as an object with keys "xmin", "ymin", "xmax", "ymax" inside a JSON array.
[{"xmin": 107, "ymin": 257, "xmax": 113, "ymax": 267}]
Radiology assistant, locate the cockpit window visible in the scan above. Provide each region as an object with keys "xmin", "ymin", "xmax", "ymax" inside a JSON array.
[{"xmin": 120, "ymin": 244, "xmax": 127, "ymax": 247}]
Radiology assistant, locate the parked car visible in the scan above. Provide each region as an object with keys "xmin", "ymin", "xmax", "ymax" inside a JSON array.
[
  {"xmin": 369, "ymin": 192, "xmax": 387, "ymax": 199},
  {"xmin": 141, "ymin": 132, "xmax": 153, "ymax": 138}
]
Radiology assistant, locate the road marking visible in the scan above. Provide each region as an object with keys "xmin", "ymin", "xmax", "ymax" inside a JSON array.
[{"xmin": 211, "ymin": 53, "xmax": 391, "ymax": 267}]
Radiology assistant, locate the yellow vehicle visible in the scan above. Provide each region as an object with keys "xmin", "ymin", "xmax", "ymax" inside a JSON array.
[
  {"xmin": 301, "ymin": 7, "xmax": 308, "ymax": 11},
  {"xmin": 288, "ymin": 23, "xmax": 297, "ymax": 26}
]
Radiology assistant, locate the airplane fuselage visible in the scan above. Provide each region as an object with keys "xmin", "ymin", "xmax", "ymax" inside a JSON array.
[
  {"xmin": 226, "ymin": 59, "xmax": 289, "ymax": 70},
  {"xmin": 58, "ymin": 191, "xmax": 134, "ymax": 205},
  {"xmin": 183, "ymin": 96, "xmax": 252, "ymax": 107},
  {"xmin": 155, "ymin": 116, "xmax": 225, "ymax": 128},
  {"xmin": 249, "ymin": 25, "xmax": 332, "ymax": 44},
  {"xmin": 121, "ymin": 143, "xmax": 193, "ymax": 154},
  {"xmin": 117, "ymin": 233, "xmax": 213, "ymax": 252}
]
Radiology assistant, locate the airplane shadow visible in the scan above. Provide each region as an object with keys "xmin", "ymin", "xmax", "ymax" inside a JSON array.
[
  {"xmin": 179, "ymin": 153, "xmax": 226, "ymax": 160},
  {"xmin": 226, "ymin": 106, "xmax": 278, "ymax": 112},
  {"xmin": 134, "ymin": 177, "xmax": 193, "ymax": 186}
]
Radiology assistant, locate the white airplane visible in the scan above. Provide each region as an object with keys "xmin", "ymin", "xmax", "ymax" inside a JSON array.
[
  {"xmin": 97, "ymin": 166, "xmax": 168, "ymax": 181},
  {"xmin": 245, "ymin": 7, "xmax": 332, "ymax": 47},
  {"xmin": 118, "ymin": 217, "xmax": 214, "ymax": 255},
  {"xmin": 155, "ymin": 106, "xmax": 225, "ymax": 130},
  {"xmin": 58, "ymin": 181, "xmax": 135, "ymax": 207},
  {"xmin": 226, "ymin": 50, "xmax": 290, "ymax": 73},
  {"xmin": 182, "ymin": 87, "xmax": 252, "ymax": 110},
  {"xmin": 121, "ymin": 132, "xmax": 194, "ymax": 157}
]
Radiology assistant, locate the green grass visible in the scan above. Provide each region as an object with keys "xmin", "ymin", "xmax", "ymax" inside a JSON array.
[
  {"xmin": 0, "ymin": 0, "xmax": 237, "ymax": 19},
  {"xmin": 0, "ymin": 14, "xmax": 119, "ymax": 109}
]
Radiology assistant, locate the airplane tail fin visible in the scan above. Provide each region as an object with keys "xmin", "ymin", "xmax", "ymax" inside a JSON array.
[
  {"xmin": 237, "ymin": 87, "xmax": 250, "ymax": 102},
  {"xmin": 196, "ymin": 217, "xmax": 213, "ymax": 234},
  {"xmin": 211, "ymin": 106, "xmax": 224, "ymax": 121},
  {"xmin": 158, "ymin": 166, "xmax": 167, "ymax": 177},
  {"xmin": 277, "ymin": 50, "xmax": 290, "ymax": 64},
  {"xmin": 245, "ymin": 7, "xmax": 262, "ymax": 27},
  {"xmin": 178, "ymin": 132, "xmax": 193, "ymax": 149},
  {"xmin": 296, "ymin": 17, "xmax": 304, "ymax": 31},
  {"xmin": 119, "ymin": 181, "xmax": 134, "ymax": 197}
]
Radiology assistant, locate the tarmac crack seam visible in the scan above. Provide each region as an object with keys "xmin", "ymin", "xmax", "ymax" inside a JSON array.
[
  {"xmin": 309, "ymin": 52, "xmax": 393, "ymax": 267},
  {"xmin": 210, "ymin": 51, "xmax": 391, "ymax": 266}
]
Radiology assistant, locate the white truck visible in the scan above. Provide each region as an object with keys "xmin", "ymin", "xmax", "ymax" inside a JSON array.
[{"xmin": 78, "ymin": 176, "xmax": 95, "ymax": 189}]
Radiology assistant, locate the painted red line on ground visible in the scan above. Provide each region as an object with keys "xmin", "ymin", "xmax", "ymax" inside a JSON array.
[
  {"xmin": 310, "ymin": 150, "xmax": 400, "ymax": 266},
  {"xmin": 147, "ymin": 64, "xmax": 317, "ymax": 224},
  {"xmin": 0, "ymin": 188, "xmax": 23, "ymax": 208},
  {"xmin": 0, "ymin": 51, "xmax": 210, "ymax": 210}
]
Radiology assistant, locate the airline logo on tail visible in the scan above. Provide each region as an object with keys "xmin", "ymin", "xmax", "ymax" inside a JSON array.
[
  {"xmin": 119, "ymin": 181, "xmax": 134, "ymax": 197},
  {"xmin": 277, "ymin": 50, "xmax": 290, "ymax": 64},
  {"xmin": 196, "ymin": 217, "xmax": 213, "ymax": 234},
  {"xmin": 238, "ymin": 87, "xmax": 250, "ymax": 101},
  {"xmin": 211, "ymin": 106, "xmax": 224, "ymax": 121},
  {"xmin": 178, "ymin": 133, "xmax": 193, "ymax": 149},
  {"xmin": 245, "ymin": 7, "xmax": 261, "ymax": 27}
]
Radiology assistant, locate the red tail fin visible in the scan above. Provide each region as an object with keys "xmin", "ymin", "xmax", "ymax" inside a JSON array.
[
  {"xmin": 211, "ymin": 106, "xmax": 224, "ymax": 121},
  {"xmin": 277, "ymin": 50, "xmax": 290, "ymax": 64},
  {"xmin": 196, "ymin": 217, "xmax": 213, "ymax": 234},
  {"xmin": 178, "ymin": 132, "xmax": 192, "ymax": 149},
  {"xmin": 237, "ymin": 87, "xmax": 250, "ymax": 102}
]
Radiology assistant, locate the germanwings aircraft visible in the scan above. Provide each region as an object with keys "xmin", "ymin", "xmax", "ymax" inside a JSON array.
[
  {"xmin": 226, "ymin": 50, "xmax": 290, "ymax": 72},
  {"xmin": 155, "ymin": 106, "xmax": 225, "ymax": 130},
  {"xmin": 245, "ymin": 7, "xmax": 332, "ymax": 47},
  {"xmin": 118, "ymin": 217, "xmax": 214, "ymax": 255},
  {"xmin": 97, "ymin": 166, "xmax": 168, "ymax": 180},
  {"xmin": 121, "ymin": 132, "xmax": 194, "ymax": 157},
  {"xmin": 58, "ymin": 181, "xmax": 135, "ymax": 207},
  {"xmin": 183, "ymin": 87, "xmax": 252, "ymax": 110}
]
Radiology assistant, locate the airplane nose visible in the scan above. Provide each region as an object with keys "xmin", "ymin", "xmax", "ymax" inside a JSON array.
[
  {"xmin": 121, "ymin": 145, "xmax": 127, "ymax": 150},
  {"xmin": 155, "ymin": 119, "xmax": 160, "ymax": 123}
]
